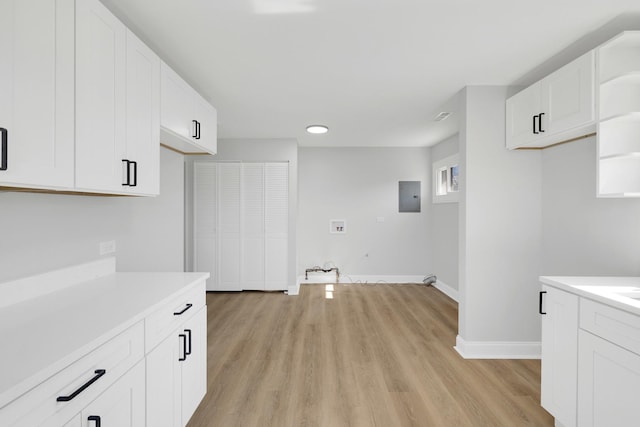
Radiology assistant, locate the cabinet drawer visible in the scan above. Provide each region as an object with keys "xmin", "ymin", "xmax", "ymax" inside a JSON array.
[
  {"xmin": 580, "ymin": 298, "xmax": 640, "ymax": 355},
  {"xmin": 0, "ymin": 321, "xmax": 144, "ymax": 427},
  {"xmin": 145, "ymin": 281, "xmax": 206, "ymax": 352}
]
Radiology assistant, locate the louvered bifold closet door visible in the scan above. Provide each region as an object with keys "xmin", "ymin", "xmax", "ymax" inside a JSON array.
[
  {"xmin": 218, "ymin": 163, "xmax": 242, "ymax": 291},
  {"xmin": 194, "ymin": 163, "xmax": 217, "ymax": 290},
  {"xmin": 264, "ymin": 163, "xmax": 289, "ymax": 291},
  {"xmin": 241, "ymin": 163, "xmax": 266, "ymax": 290}
]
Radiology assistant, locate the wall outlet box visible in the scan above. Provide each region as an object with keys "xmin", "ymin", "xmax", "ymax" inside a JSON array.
[
  {"xmin": 99, "ymin": 240, "xmax": 116, "ymax": 255},
  {"xmin": 329, "ymin": 219, "xmax": 347, "ymax": 234}
]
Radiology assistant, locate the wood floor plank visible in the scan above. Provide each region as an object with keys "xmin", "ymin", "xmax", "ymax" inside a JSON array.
[{"xmin": 187, "ymin": 284, "xmax": 554, "ymax": 427}]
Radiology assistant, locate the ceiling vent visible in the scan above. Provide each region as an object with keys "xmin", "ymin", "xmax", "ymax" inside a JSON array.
[{"xmin": 433, "ymin": 112, "xmax": 451, "ymax": 122}]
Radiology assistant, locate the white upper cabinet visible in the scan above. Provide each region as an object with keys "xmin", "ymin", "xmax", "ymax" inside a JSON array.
[
  {"xmin": 75, "ymin": 0, "xmax": 127, "ymax": 193},
  {"xmin": 506, "ymin": 51, "xmax": 595, "ymax": 149},
  {"xmin": 161, "ymin": 62, "xmax": 218, "ymax": 155},
  {"xmin": 0, "ymin": 0, "xmax": 75, "ymax": 190},
  {"xmin": 75, "ymin": 0, "xmax": 160, "ymax": 196},
  {"xmin": 124, "ymin": 30, "xmax": 161, "ymax": 196},
  {"xmin": 596, "ymin": 31, "xmax": 640, "ymax": 198}
]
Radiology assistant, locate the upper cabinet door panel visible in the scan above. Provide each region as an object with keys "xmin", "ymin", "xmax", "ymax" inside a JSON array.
[
  {"xmin": 161, "ymin": 62, "xmax": 194, "ymax": 141},
  {"xmin": 125, "ymin": 29, "xmax": 160, "ymax": 196},
  {"xmin": 544, "ymin": 51, "xmax": 595, "ymax": 134},
  {"xmin": 0, "ymin": 0, "xmax": 74, "ymax": 189},
  {"xmin": 75, "ymin": 0, "xmax": 127, "ymax": 192},
  {"xmin": 505, "ymin": 82, "xmax": 542, "ymax": 149},
  {"xmin": 193, "ymin": 93, "xmax": 218, "ymax": 155}
]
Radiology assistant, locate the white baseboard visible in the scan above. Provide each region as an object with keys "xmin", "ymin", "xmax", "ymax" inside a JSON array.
[
  {"xmin": 300, "ymin": 274, "xmax": 426, "ymax": 284},
  {"xmin": 433, "ymin": 279, "xmax": 459, "ymax": 302},
  {"xmin": 288, "ymin": 278, "xmax": 301, "ymax": 296},
  {"xmin": 454, "ymin": 335, "xmax": 541, "ymax": 359}
]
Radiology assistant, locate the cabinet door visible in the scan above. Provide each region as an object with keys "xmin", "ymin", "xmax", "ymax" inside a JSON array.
[
  {"xmin": 540, "ymin": 285, "xmax": 579, "ymax": 427},
  {"xmin": 578, "ymin": 330, "xmax": 640, "ymax": 427},
  {"xmin": 75, "ymin": 0, "xmax": 126, "ymax": 192},
  {"xmin": 161, "ymin": 62, "xmax": 194, "ymax": 142},
  {"xmin": 181, "ymin": 306, "xmax": 207, "ymax": 426},
  {"xmin": 543, "ymin": 51, "xmax": 595, "ymax": 135},
  {"xmin": 0, "ymin": 0, "xmax": 74, "ymax": 189},
  {"xmin": 82, "ymin": 360, "xmax": 146, "ymax": 427},
  {"xmin": 193, "ymin": 94, "xmax": 218, "ymax": 155},
  {"xmin": 505, "ymin": 82, "xmax": 542, "ymax": 149},
  {"xmin": 147, "ymin": 332, "xmax": 182, "ymax": 427},
  {"xmin": 125, "ymin": 29, "xmax": 160, "ymax": 196}
]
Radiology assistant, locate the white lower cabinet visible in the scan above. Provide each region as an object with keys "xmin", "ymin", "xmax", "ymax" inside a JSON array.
[
  {"xmin": 0, "ymin": 279, "xmax": 207, "ymax": 427},
  {"xmin": 578, "ymin": 330, "xmax": 640, "ymax": 427},
  {"xmin": 540, "ymin": 285, "xmax": 579, "ymax": 427},
  {"xmin": 147, "ymin": 306, "xmax": 207, "ymax": 427}
]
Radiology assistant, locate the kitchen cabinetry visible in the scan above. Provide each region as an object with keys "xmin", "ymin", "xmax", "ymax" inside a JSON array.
[
  {"xmin": 146, "ymin": 292, "xmax": 207, "ymax": 427},
  {"xmin": 596, "ymin": 31, "xmax": 640, "ymax": 197},
  {"xmin": 0, "ymin": 0, "xmax": 75, "ymax": 190},
  {"xmin": 161, "ymin": 62, "xmax": 218, "ymax": 155},
  {"xmin": 193, "ymin": 162, "xmax": 289, "ymax": 291},
  {"xmin": 540, "ymin": 276, "xmax": 640, "ymax": 427},
  {"xmin": 75, "ymin": 0, "xmax": 160, "ymax": 196},
  {"xmin": 506, "ymin": 51, "xmax": 595, "ymax": 149},
  {"xmin": 577, "ymin": 298, "xmax": 640, "ymax": 427},
  {"xmin": 540, "ymin": 285, "xmax": 579, "ymax": 427},
  {"xmin": 0, "ymin": 260, "xmax": 208, "ymax": 426}
]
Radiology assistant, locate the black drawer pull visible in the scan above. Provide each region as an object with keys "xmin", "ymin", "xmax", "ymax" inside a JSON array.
[
  {"xmin": 185, "ymin": 328, "xmax": 192, "ymax": 356},
  {"xmin": 130, "ymin": 160, "xmax": 137, "ymax": 187},
  {"xmin": 88, "ymin": 415, "xmax": 101, "ymax": 427},
  {"xmin": 539, "ymin": 291, "xmax": 547, "ymax": 315},
  {"xmin": 56, "ymin": 369, "xmax": 106, "ymax": 402},
  {"xmin": 122, "ymin": 159, "xmax": 131, "ymax": 186},
  {"xmin": 539, "ymin": 112, "xmax": 545, "ymax": 133},
  {"xmin": 532, "ymin": 115, "xmax": 538, "ymax": 134},
  {"xmin": 0, "ymin": 128, "xmax": 7, "ymax": 170},
  {"xmin": 192, "ymin": 120, "xmax": 198, "ymax": 138},
  {"xmin": 179, "ymin": 333, "xmax": 187, "ymax": 361},
  {"xmin": 173, "ymin": 303, "xmax": 193, "ymax": 316}
]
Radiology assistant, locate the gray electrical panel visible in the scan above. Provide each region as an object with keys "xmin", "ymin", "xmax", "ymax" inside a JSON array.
[{"xmin": 399, "ymin": 181, "xmax": 420, "ymax": 212}]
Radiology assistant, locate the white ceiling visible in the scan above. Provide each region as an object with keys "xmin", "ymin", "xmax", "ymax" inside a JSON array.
[{"xmin": 102, "ymin": 0, "xmax": 640, "ymax": 148}]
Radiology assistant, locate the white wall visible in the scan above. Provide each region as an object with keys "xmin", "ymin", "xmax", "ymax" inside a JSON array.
[
  {"xmin": 0, "ymin": 147, "xmax": 185, "ymax": 282},
  {"xmin": 430, "ymin": 134, "xmax": 459, "ymax": 291},
  {"xmin": 298, "ymin": 147, "xmax": 431, "ymax": 278},
  {"xmin": 183, "ymin": 138, "xmax": 298, "ymax": 289},
  {"xmin": 458, "ymin": 86, "xmax": 542, "ymax": 356},
  {"xmin": 541, "ymin": 136, "xmax": 640, "ymax": 275}
]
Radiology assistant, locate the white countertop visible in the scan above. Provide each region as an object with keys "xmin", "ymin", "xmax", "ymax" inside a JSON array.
[
  {"xmin": 540, "ymin": 276, "xmax": 640, "ymax": 316},
  {"xmin": 0, "ymin": 263, "xmax": 209, "ymax": 409}
]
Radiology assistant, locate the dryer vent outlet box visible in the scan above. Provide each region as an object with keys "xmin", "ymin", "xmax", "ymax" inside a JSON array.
[{"xmin": 399, "ymin": 181, "xmax": 421, "ymax": 212}]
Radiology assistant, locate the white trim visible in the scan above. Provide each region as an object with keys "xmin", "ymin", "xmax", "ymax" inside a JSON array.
[
  {"xmin": 300, "ymin": 274, "xmax": 425, "ymax": 284},
  {"xmin": 0, "ymin": 257, "xmax": 116, "ymax": 308},
  {"xmin": 288, "ymin": 278, "xmax": 301, "ymax": 296},
  {"xmin": 454, "ymin": 335, "xmax": 541, "ymax": 359},
  {"xmin": 432, "ymin": 279, "xmax": 459, "ymax": 302}
]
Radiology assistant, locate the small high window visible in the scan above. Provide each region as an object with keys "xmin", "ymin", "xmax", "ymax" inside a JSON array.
[{"xmin": 432, "ymin": 154, "xmax": 459, "ymax": 203}]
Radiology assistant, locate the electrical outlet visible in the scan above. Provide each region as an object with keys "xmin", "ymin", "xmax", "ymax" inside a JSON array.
[{"xmin": 99, "ymin": 240, "xmax": 116, "ymax": 255}]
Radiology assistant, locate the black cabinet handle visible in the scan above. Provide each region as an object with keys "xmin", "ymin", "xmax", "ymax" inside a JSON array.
[
  {"xmin": 539, "ymin": 112, "xmax": 545, "ymax": 133},
  {"xmin": 179, "ymin": 333, "xmax": 187, "ymax": 361},
  {"xmin": 122, "ymin": 159, "xmax": 131, "ymax": 186},
  {"xmin": 0, "ymin": 128, "xmax": 7, "ymax": 171},
  {"xmin": 130, "ymin": 161, "xmax": 137, "ymax": 187},
  {"xmin": 192, "ymin": 120, "xmax": 198, "ymax": 138},
  {"xmin": 173, "ymin": 303, "xmax": 193, "ymax": 316},
  {"xmin": 88, "ymin": 415, "xmax": 101, "ymax": 427},
  {"xmin": 539, "ymin": 291, "xmax": 547, "ymax": 315},
  {"xmin": 56, "ymin": 369, "xmax": 106, "ymax": 402},
  {"xmin": 196, "ymin": 121, "xmax": 201, "ymax": 140},
  {"xmin": 185, "ymin": 328, "xmax": 192, "ymax": 356},
  {"xmin": 532, "ymin": 115, "xmax": 538, "ymax": 134}
]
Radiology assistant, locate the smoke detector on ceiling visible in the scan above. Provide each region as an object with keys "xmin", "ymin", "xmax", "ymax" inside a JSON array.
[{"xmin": 433, "ymin": 112, "xmax": 451, "ymax": 122}]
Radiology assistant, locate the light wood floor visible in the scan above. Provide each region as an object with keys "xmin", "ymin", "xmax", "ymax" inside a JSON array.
[{"xmin": 187, "ymin": 284, "xmax": 554, "ymax": 427}]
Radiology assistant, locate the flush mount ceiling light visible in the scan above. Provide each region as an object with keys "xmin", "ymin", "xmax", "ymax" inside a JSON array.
[
  {"xmin": 306, "ymin": 125, "xmax": 329, "ymax": 134},
  {"xmin": 433, "ymin": 112, "xmax": 451, "ymax": 122}
]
